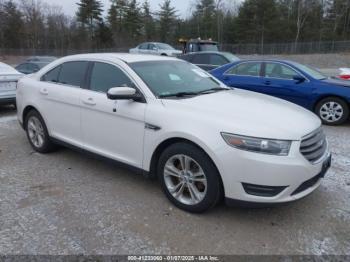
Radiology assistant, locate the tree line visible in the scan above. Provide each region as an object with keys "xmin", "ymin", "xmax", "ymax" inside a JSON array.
[{"xmin": 0, "ymin": 0, "xmax": 350, "ymax": 51}]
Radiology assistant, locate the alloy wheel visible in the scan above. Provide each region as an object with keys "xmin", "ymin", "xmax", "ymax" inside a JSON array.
[
  {"xmin": 27, "ymin": 116, "xmax": 45, "ymax": 148},
  {"xmin": 319, "ymin": 101, "xmax": 344, "ymax": 123},
  {"xmin": 163, "ymin": 154, "xmax": 207, "ymax": 206}
]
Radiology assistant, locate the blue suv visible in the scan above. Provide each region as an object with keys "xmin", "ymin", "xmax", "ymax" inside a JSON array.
[{"xmin": 211, "ymin": 60, "xmax": 350, "ymax": 125}]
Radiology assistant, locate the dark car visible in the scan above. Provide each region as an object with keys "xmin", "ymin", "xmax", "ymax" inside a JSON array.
[
  {"xmin": 178, "ymin": 51, "xmax": 240, "ymax": 71},
  {"xmin": 25, "ymin": 56, "xmax": 57, "ymax": 63},
  {"xmin": 15, "ymin": 62, "xmax": 48, "ymax": 75},
  {"xmin": 211, "ymin": 59, "xmax": 350, "ymax": 125}
]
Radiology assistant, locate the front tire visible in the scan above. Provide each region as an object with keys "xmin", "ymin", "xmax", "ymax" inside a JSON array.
[
  {"xmin": 25, "ymin": 110, "xmax": 56, "ymax": 153},
  {"xmin": 315, "ymin": 97, "xmax": 349, "ymax": 125},
  {"xmin": 158, "ymin": 142, "xmax": 223, "ymax": 213}
]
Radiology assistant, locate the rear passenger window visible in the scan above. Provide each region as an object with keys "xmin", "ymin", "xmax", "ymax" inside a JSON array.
[
  {"xmin": 41, "ymin": 66, "xmax": 61, "ymax": 82},
  {"xmin": 226, "ymin": 62, "xmax": 261, "ymax": 77},
  {"xmin": 192, "ymin": 54, "xmax": 210, "ymax": 65},
  {"xmin": 89, "ymin": 62, "xmax": 133, "ymax": 93},
  {"xmin": 58, "ymin": 61, "xmax": 88, "ymax": 87}
]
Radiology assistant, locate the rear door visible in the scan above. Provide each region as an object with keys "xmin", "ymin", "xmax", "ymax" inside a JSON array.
[
  {"xmin": 38, "ymin": 61, "xmax": 88, "ymax": 145},
  {"xmin": 191, "ymin": 54, "xmax": 211, "ymax": 71},
  {"xmin": 262, "ymin": 62, "xmax": 312, "ymax": 107},
  {"xmin": 138, "ymin": 43, "xmax": 149, "ymax": 54},
  {"xmin": 221, "ymin": 62, "xmax": 264, "ymax": 92}
]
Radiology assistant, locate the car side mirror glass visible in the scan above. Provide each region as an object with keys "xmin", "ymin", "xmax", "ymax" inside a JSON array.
[
  {"xmin": 293, "ymin": 75, "xmax": 306, "ymax": 83},
  {"xmin": 107, "ymin": 87, "xmax": 142, "ymax": 102}
]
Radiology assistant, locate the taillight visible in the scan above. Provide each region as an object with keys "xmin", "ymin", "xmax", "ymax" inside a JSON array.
[{"xmin": 340, "ymin": 75, "xmax": 350, "ymax": 80}]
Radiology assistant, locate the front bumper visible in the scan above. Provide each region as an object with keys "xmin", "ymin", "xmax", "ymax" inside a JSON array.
[
  {"xmin": 215, "ymin": 140, "xmax": 331, "ymax": 204},
  {"xmin": 0, "ymin": 96, "xmax": 16, "ymax": 105}
]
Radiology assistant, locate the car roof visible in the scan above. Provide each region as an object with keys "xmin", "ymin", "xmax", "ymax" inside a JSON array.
[
  {"xmin": 139, "ymin": 42, "xmax": 170, "ymax": 45},
  {"xmin": 233, "ymin": 59, "xmax": 297, "ymax": 64},
  {"xmin": 181, "ymin": 51, "xmax": 230, "ymax": 56},
  {"xmin": 188, "ymin": 39, "xmax": 218, "ymax": 44},
  {"xmin": 58, "ymin": 53, "xmax": 179, "ymax": 63}
]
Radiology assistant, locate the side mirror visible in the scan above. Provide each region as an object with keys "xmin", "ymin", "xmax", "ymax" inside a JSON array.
[
  {"xmin": 293, "ymin": 75, "xmax": 306, "ymax": 83},
  {"xmin": 107, "ymin": 87, "xmax": 143, "ymax": 102}
]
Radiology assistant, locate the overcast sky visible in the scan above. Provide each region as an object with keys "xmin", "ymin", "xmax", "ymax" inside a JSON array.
[{"xmin": 46, "ymin": 0, "xmax": 194, "ymax": 18}]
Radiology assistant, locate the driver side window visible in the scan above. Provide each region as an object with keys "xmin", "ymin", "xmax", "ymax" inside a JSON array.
[
  {"xmin": 148, "ymin": 44, "xmax": 157, "ymax": 50},
  {"xmin": 265, "ymin": 63, "xmax": 300, "ymax": 80},
  {"xmin": 89, "ymin": 62, "xmax": 134, "ymax": 93}
]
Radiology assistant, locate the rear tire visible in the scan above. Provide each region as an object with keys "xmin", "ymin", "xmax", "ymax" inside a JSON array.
[
  {"xmin": 315, "ymin": 97, "xmax": 349, "ymax": 125},
  {"xmin": 25, "ymin": 110, "xmax": 57, "ymax": 153},
  {"xmin": 157, "ymin": 142, "xmax": 223, "ymax": 213}
]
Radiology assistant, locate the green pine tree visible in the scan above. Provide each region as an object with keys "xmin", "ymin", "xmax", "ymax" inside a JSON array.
[
  {"xmin": 76, "ymin": 0, "xmax": 103, "ymax": 45},
  {"xmin": 125, "ymin": 0, "xmax": 143, "ymax": 40},
  {"xmin": 142, "ymin": 0, "xmax": 156, "ymax": 41},
  {"xmin": 158, "ymin": 0, "xmax": 178, "ymax": 42}
]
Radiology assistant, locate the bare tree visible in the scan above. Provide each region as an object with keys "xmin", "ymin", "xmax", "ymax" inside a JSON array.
[
  {"xmin": 19, "ymin": 0, "xmax": 45, "ymax": 48},
  {"xmin": 294, "ymin": 0, "xmax": 309, "ymax": 49}
]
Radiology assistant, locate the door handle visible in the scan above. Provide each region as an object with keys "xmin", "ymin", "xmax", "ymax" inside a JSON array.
[
  {"xmin": 40, "ymin": 88, "xmax": 48, "ymax": 95},
  {"xmin": 264, "ymin": 80, "xmax": 271, "ymax": 85},
  {"xmin": 82, "ymin": 97, "xmax": 96, "ymax": 106}
]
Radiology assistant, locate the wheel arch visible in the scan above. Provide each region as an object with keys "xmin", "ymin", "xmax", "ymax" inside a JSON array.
[
  {"xmin": 148, "ymin": 137, "xmax": 225, "ymax": 193},
  {"xmin": 23, "ymin": 105, "xmax": 39, "ymax": 125},
  {"xmin": 22, "ymin": 105, "xmax": 50, "ymax": 133},
  {"xmin": 313, "ymin": 94, "xmax": 350, "ymax": 111}
]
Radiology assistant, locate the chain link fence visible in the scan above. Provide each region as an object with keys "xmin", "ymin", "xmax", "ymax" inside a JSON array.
[
  {"xmin": 1, "ymin": 40, "xmax": 350, "ymax": 57},
  {"xmin": 221, "ymin": 41, "xmax": 350, "ymax": 55}
]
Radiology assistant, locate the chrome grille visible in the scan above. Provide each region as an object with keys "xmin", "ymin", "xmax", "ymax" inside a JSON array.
[{"xmin": 300, "ymin": 128, "xmax": 327, "ymax": 164}]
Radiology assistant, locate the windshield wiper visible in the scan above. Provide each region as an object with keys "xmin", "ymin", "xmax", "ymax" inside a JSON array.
[
  {"xmin": 159, "ymin": 87, "xmax": 229, "ymax": 98},
  {"xmin": 159, "ymin": 92, "xmax": 199, "ymax": 98},
  {"xmin": 196, "ymin": 87, "xmax": 230, "ymax": 94}
]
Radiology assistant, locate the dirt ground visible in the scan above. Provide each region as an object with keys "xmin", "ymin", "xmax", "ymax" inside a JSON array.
[{"xmin": 0, "ymin": 106, "xmax": 349, "ymax": 255}]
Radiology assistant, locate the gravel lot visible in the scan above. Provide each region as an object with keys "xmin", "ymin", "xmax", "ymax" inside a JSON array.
[{"xmin": 0, "ymin": 106, "xmax": 349, "ymax": 255}]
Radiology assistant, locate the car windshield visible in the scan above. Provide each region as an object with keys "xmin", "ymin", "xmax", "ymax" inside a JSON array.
[
  {"xmin": 130, "ymin": 61, "xmax": 224, "ymax": 97},
  {"xmin": 200, "ymin": 44, "xmax": 219, "ymax": 52},
  {"xmin": 223, "ymin": 52, "xmax": 240, "ymax": 62},
  {"xmin": 157, "ymin": 43, "xmax": 175, "ymax": 50},
  {"xmin": 290, "ymin": 62, "xmax": 327, "ymax": 80}
]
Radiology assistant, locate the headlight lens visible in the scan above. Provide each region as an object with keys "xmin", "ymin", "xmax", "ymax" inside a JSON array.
[{"xmin": 221, "ymin": 133, "xmax": 291, "ymax": 156}]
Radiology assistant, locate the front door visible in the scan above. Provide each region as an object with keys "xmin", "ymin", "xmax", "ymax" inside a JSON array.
[
  {"xmin": 80, "ymin": 61, "xmax": 146, "ymax": 168},
  {"xmin": 262, "ymin": 62, "xmax": 312, "ymax": 108}
]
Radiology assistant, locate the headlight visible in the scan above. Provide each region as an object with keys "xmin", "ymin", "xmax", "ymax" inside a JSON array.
[{"xmin": 221, "ymin": 133, "xmax": 291, "ymax": 156}]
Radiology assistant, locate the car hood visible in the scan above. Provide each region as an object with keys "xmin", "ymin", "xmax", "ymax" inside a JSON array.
[
  {"xmin": 322, "ymin": 78, "xmax": 350, "ymax": 87},
  {"xmin": 161, "ymin": 89, "xmax": 321, "ymax": 140}
]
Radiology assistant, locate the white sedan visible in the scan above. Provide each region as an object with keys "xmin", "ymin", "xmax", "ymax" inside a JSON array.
[
  {"xmin": 0, "ymin": 62, "xmax": 23, "ymax": 107},
  {"xmin": 130, "ymin": 42, "xmax": 182, "ymax": 57},
  {"xmin": 16, "ymin": 54, "xmax": 331, "ymax": 213}
]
